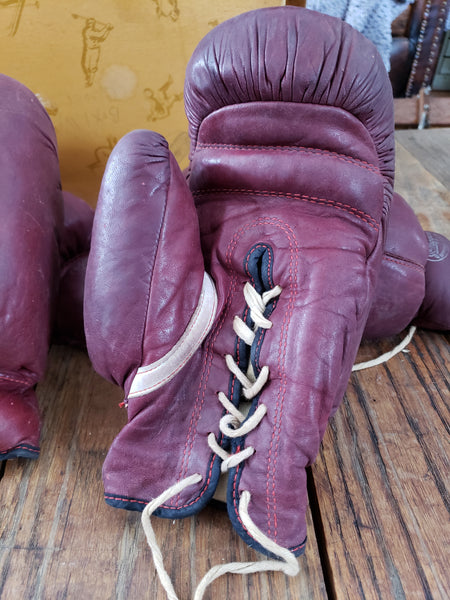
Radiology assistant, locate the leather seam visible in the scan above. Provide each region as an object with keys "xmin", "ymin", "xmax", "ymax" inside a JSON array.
[
  {"xmin": 194, "ymin": 188, "xmax": 380, "ymax": 231},
  {"xmin": 0, "ymin": 373, "xmax": 30, "ymax": 386},
  {"xmin": 227, "ymin": 218, "xmax": 298, "ymax": 543},
  {"xmin": 197, "ymin": 142, "xmax": 380, "ymax": 173},
  {"xmin": 136, "ymin": 152, "xmax": 170, "ymax": 389},
  {"xmin": 173, "ymin": 274, "xmax": 237, "ymax": 505},
  {"xmin": 383, "ymin": 254, "xmax": 426, "ymax": 273},
  {"xmin": 0, "ymin": 445, "xmax": 39, "ymax": 455}
]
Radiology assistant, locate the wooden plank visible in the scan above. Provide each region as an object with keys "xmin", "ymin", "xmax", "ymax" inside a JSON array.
[
  {"xmin": 394, "ymin": 136, "xmax": 450, "ymax": 238},
  {"xmin": 311, "ymin": 331, "xmax": 450, "ymax": 599},
  {"xmin": 0, "ymin": 345, "xmax": 327, "ymax": 599},
  {"xmin": 394, "ymin": 95, "xmax": 450, "ymax": 127},
  {"xmin": 310, "ymin": 135, "xmax": 450, "ymax": 599},
  {"xmin": 395, "ymin": 128, "xmax": 450, "ymax": 192},
  {"xmin": 285, "ymin": 0, "xmax": 307, "ymax": 6}
]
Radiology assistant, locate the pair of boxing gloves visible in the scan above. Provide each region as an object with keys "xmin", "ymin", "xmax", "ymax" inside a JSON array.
[
  {"xmin": 83, "ymin": 7, "xmax": 450, "ymax": 581},
  {"xmin": 2, "ymin": 5, "xmax": 449, "ymax": 577}
]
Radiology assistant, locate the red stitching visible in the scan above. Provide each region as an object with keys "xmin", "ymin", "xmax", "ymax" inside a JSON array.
[
  {"xmin": 105, "ymin": 495, "xmax": 147, "ymax": 505},
  {"xmin": 267, "ymin": 248, "xmax": 273, "ymax": 287},
  {"xmin": 383, "ymin": 255, "xmax": 425, "ymax": 274},
  {"xmin": 194, "ymin": 189, "xmax": 379, "ymax": 232},
  {"xmin": 105, "ymin": 456, "xmax": 217, "ymax": 510},
  {"xmin": 196, "ymin": 142, "xmax": 380, "ymax": 174},
  {"xmin": 0, "ymin": 373, "xmax": 30, "ymax": 386},
  {"xmin": 267, "ymin": 220, "xmax": 297, "ymax": 539},
  {"xmin": 174, "ymin": 273, "xmax": 237, "ymax": 505},
  {"xmin": 0, "ymin": 445, "xmax": 39, "ymax": 455},
  {"xmin": 225, "ymin": 217, "xmax": 299, "ymax": 544},
  {"xmin": 291, "ymin": 539, "xmax": 307, "ymax": 553}
]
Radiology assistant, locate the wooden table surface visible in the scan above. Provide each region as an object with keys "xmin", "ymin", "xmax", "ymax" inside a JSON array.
[{"xmin": 1, "ymin": 129, "xmax": 449, "ymax": 600}]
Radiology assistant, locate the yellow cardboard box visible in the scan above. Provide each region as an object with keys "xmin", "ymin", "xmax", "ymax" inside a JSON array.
[{"xmin": 1, "ymin": 1, "xmax": 283, "ymax": 205}]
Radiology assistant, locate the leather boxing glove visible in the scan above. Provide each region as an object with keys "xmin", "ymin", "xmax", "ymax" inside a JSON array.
[
  {"xmin": 182, "ymin": 5, "xmax": 395, "ymax": 569},
  {"xmin": 85, "ymin": 6, "xmax": 404, "ymax": 593},
  {"xmin": 54, "ymin": 191, "xmax": 94, "ymax": 349},
  {"xmin": 414, "ymin": 230, "xmax": 450, "ymax": 331},
  {"xmin": 0, "ymin": 75, "xmax": 93, "ymax": 461},
  {"xmin": 84, "ymin": 130, "xmax": 218, "ymax": 519},
  {"xmin": 0, "ymin": 74, "xmax": 63, "ymax": 460},
  {"xmin": 364, "ymin": 192, "xmax": 450, "ymax": 338}
]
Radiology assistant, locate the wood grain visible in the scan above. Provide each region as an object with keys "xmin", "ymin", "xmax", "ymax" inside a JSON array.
[
  {"xmin": 396, "ymin": 128, "xmax": 450, "ymax": 193},
  {"xmin": 0, "ymin": 346, "xmax": 326, "ymax": 600},
  {"xmin": 1, "ymin": 129, "xmax": 449, "ymax": 600},
  {"xmin": 312, "ymin": 331, "xmax": 450, "ymax": 600},
  {"xmin": 394, "ymin": 138, "xmax": 450, "ymax": 238},
  {"xmin": 394, "ymin": 95, "xmax": 450, "ymax": 128},
  {"xmin": 311, "ymin": 130, "xmax": 450, "ymax": 600}
]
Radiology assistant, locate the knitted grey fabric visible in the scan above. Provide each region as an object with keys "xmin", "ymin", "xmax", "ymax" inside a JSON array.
[{"xmin": 306, "ymin": 0, "xmax": 415, "ymax": 71}]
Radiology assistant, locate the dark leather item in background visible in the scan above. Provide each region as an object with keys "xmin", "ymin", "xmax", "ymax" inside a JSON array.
[
  {"xmin": 0, "ymin": 75, "xmax": 93, "ymax": 461},
  {"xmin": 54, "ymin": 191, "xmax": 94, "ymax": 349},
  {"xmin": 365, "ymin": 192, "xmax": 450, "ymax": 337},
  {"xmin": 415, "ymin": 231, "xmax": 450, "ymax": 330},
  {"xmin": 389, "ymin": 0, "xmax": 449, "ymax": 97}
]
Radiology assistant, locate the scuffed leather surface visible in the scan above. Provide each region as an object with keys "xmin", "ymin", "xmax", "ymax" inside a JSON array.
[
  {"xmin": 415, "ymin": 232, "xmax": 450, "ymax": 330},
  {"xmin": 85, "ymin": 130, "xmax": 205, "ymax": 393},
  {"xmin": 184, "ymin": 7, "xmax": 395, "ymax": 554},
  {"xmin": 85, "ymin": 131, "xmax": 221, "ymax": 510},
  {"xmin": 364, "ymin": 192, "xmax": 428, "ymax": 339},
  {"xmin": 0, "ymin": 389, "xmax": 41, "ymax": 460},
  {"xmin": 0, "ymin": 74, "xmax": 63, "ymax": 458},
  {"xmin": 102, "ymin": 351, "xmax": 223, "ymax": 514},
  {"xmin": 53, "ymin": 191, "xmax": 94, "ymax": 349},
  {"xmin": 364, "ymin": 193, "xmax": 450, "ymax": 337},
  {"xmin": 185, "ymin": 6, "xmax": 395, "ymax": 190}
]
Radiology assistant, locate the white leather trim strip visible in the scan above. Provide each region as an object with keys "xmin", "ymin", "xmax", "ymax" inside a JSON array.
[{"xmin": 128, "ymin": 272, "xmax": 217, "ymax": 398}]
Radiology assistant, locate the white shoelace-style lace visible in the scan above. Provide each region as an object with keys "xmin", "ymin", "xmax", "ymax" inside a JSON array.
[
  {"xmin": 141, "ymin": 284, "xmax": 417, "ymax": 598},
  {"xmin": 352, "ymin": 325, "xmax": 416, "ymax": 371},
  {"xmin": 207, "ymin": 282, "xmax": 281, "ymax": 470},
  {"xmin": 141, "ymin": 282, "xmax": 299, "ymax": 599}
]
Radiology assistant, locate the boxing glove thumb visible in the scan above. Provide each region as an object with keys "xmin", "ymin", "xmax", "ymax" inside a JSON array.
[{"xmin": 84, "ymin": 130, "xmax": 217, "ymax": 509}]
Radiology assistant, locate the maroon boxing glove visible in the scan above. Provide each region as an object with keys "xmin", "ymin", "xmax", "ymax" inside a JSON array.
[
  {"xmin": 184, "ymin": 4, "xmax": 395, "ymax": 561},
  {"xmin": 364, "ymin": 192, "xmax": 450, "ymax": 339},
  {"xmin": 0, "ymin": 74, "xmax": 63, "ymax": 460},
  {"xmin": 0, "ymin": 75, "xmax": 93, "ymax": 461},
  {"xmin": 84, "ymin": 6, "xmax": 404, "ymax": 594},
  {"xmin": 54, "ymin": 191, "xmax": 94, "ymax": 349},
  {"xmin": 84, "ymin": 130, "xmax": 218, "ymax": 519}
]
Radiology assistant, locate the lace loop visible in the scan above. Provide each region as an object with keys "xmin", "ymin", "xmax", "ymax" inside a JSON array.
[
  {"xmin": 233, "ymin": 315, "xmax": 255, "ymax": 345},
  {"xmin": 352, "ymin": 325, "xmax": 416, "ymax": 371},
  {"xmin": 219, "ymin": 404, "xmax": 267, "ymax": 438},
  {"xmin": 243, "ymin": 282, "xmax": 282, "ymax": 329},
  {"xmin": 208, "ymin": 283, "xmax": 282, "ymax": 475},
  {"xmin": 141, "ymin": 474, "xmax": 299, "ymax": 600},
  {"xmin": 140, "ymin": 282, "xmax": 301, "ymax": 598}
]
